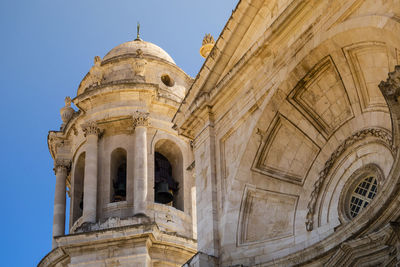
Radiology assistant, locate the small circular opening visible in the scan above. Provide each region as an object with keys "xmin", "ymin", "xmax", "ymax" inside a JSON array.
[{"xmin": 161, "ymin": 74, "xmax": 174, "ymax": 87}]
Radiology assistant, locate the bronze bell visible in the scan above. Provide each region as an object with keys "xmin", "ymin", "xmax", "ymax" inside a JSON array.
[
  {"xmin": 79, "ymin": 195, "xmax": 83, "ymax": 210},
  {"xmin": 114, "ymin": 181, "xmax": 126, "ymax": 197},
  {"xmin": 155, "ymin": 181, "xmax": 173, "ymax": 204}
]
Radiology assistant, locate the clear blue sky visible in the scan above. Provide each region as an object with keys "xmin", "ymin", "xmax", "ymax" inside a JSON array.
[{"xmin": 0, "ymin": 1, "xmax": 237, "ymax": 265}]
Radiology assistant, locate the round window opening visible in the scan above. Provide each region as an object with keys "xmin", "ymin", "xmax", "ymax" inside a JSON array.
[
  {"xmin": 349, "ymin": 175, "xmax": 378, "ymax": 218},
  {"xmin": 161, "ymin": 74, "xmax": 174, "ymax": 87},
  {"xmin": 339, "ymin": 164, "xmax": 383, "ymax": 222}
]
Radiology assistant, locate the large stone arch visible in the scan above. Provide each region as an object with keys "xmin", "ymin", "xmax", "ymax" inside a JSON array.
[{"xmin": 217, "ymin": 14, "xmax": 400, "ymax": 266}]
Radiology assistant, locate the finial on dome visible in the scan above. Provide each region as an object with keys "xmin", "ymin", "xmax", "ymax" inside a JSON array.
[
  {"xmin": 60, "ymin": 96, "xmax": 75, "ymax": 129},
  {"xmin": 64, "ymin": 96, "xmax": 72, "ymax": 107},
  {"xmin": 200, "ymin": 33, "xmax": 215, "ymax": 58},
  {"xmin": 94, "ymin": 56, "xmax": 101, "ymax": 65},
  {"xmin": 135, "ymin": 22, "xmax": 142, "ymax": 41}
]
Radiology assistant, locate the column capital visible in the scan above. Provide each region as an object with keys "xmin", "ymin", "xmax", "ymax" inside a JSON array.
[
  {"xmin": 133, "ymin": 111, "xmax": 149, "ymax": 128},
  {"xmin": 379, "ymin": 65, "xmax": 400, "ymax": 101},
  {"xmin": 53, "ymin": 158, "xmax": 71, "ymax": 174},
  {"xmin": 81, "ymin": 121, "xmax": 100, "ymax": 137}
]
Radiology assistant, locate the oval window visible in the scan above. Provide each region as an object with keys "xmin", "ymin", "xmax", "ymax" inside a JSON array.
[
  {"xmin": 349, "ymin": 175, "xmax": 378, "ymax": 218},
  {"xmin": 161, "ymin": 74, "xmax": 174, "ymax": 87}
]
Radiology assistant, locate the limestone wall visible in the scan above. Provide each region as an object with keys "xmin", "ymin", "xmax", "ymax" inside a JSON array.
[{"xmin": 176, "ymin": 0, "xmax": 400, "ymax": 265}]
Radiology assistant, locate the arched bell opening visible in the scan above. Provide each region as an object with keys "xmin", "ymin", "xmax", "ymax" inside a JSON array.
[
  {"xmin": 154, "ymin": 152, "xmax": 178, "ymax": 205},
  {"xmin": 154, "ymin": 139, "xmax": 184, "ymax": 211},
  {"xmin": 110, "ymin": 148, "xmax": 127, "ymax": 203},
  {"xmin": 72, "ymin": 152, "xmax": 85, "ymax": 224}
]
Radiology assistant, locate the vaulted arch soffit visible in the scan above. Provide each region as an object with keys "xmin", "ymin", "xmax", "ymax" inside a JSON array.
[{"xmin": 217, "ymin": 17, "xmax": 400, "ymax": 259}]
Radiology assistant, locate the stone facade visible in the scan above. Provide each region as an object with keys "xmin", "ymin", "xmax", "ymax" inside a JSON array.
[
  {"xmin": 175, "ymin": 0, "xmax": 400, "ymax": 266},
  {"xmin": 41, "ymin": 0, "xmax": 400, "ymax": 266}
]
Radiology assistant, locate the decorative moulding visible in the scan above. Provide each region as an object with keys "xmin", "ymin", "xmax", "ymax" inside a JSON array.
[
  {"xmin": 251, "ymin": 113, "xmax": 320, "ymax": 185},
  {"xmin": 287, "ymin": 56, "xmax": 354, "ymax": 139},
  {"xmin": 237, "ymin": 184, "xmax": 299, "ymax": 246},
  {"xmin": 305, "ymin": 128, "xmax": 392, "ymax": 231},
  {"xmin": 343, "ymin": 41, "xmax": 389, "ymax": 113}
]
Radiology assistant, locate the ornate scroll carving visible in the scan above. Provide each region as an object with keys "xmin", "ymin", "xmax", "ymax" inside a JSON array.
[
  {"xmin": 379, "ymin": 65, "xmax": 400, "ymax": 101},
  {"xmin": 305, "ymin": 128, "xmax": 392, "ymax": 231},
  {"xmin": 133, "ymin": 111, "xmax": 149, "ymax": 128},
  {"xmin": 54, "ymin": 158, "xmax": 71, "ymax": 174},
  {"xmin": 81, "ymin": 121, "xmax": 100, "ymax": 137}
]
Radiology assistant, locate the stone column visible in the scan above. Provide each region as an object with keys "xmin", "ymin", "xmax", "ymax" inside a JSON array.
[
  {"xmin": 133, "ymin": 111, "xmax": 149, "ymax": 215},
  {"xmin": 81, "ymin": 122, "xmax": 99, "ymax": 223},
  {"xmin": 52, "ymin": 159, "xmax": 70, "ymax": 248}
]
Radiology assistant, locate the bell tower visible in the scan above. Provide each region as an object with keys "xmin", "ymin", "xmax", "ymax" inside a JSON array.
[{"xmin": 40, "ymin": 37, "xmax": 197, "ymax": 266}]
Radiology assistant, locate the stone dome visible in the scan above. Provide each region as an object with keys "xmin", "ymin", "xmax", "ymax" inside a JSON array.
[{"xmin": 103, "ymin": 39, "xmax": 175, "ymax": 64}]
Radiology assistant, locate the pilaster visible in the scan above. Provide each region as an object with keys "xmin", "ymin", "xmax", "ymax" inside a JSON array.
[{"xmin": 192, "ymin": 110, "xmax": 220, "ymax": 259}]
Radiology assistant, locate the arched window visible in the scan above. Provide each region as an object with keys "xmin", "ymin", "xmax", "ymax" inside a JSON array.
[
  {"xmin": 154, "ymin": 152, "xmax": 178, "ymax": 205},
  {"xmin": 339, "ymin": 164, "xmax": 382, "ymax": 221},
  {"xmin": 349, "ymin": 176, "xmax": 378, "ymax": 218},
  {"xmin": 110, "ymin": 148, "xmax": 127, "ymax": 202},
  {"xmin": 72, "ymin": 152, "xmax": 85, "ymax": 224},
  {"xmin": 154, "ymin": 139, "xmax": 184, "ymax": 211}
]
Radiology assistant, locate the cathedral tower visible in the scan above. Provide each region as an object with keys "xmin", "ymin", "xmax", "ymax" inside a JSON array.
[{"xmin": 40, "ymin": 37, "xmax": 197, "ymax": 266}]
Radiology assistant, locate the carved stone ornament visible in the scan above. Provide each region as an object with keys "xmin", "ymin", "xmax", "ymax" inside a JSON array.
[
  {"xmin": 60, "ymin": 96, "xmax": 75, "ymax": 127},
  {"xmin": 136, "ymin": 49, "xmax": 143, "ymax": 58},
  {"xmin": 379, "ymin": 65, "xmax": 400, "ymax": 101},
  {"xmin": 53, "ymin": 158, "xmax": 71, "ymax": 174},
  {"xmin": 305, "ymin": 128, "xmax": 392, "ymax": 231},
  {"xmin": 133, "ymin": 111, "xmax": 149, "ymax": 128},
  {"xmin": 132, "ymin": 50, "xmax": 147, "ymax": 77},
  {"xmin": 48, "ymin": 132, "xmax": 65, "ymax": 154},
  {"xmin": 200, "ymin": 33, "xmax": 215, "ymax": 58},
  {"xmin": 87, "ymin": 56, "xmax": 104, "ymax": 87},
  {"xmin": 81, "ymin": 121, "xmax": 100, "ymax": 137},
  {"xmin": 202, "ymin": 33, "xmax": 215, "ymax": 46}
]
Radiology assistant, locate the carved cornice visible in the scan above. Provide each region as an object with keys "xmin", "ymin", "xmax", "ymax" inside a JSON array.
[
  {"xmin": 325, "ymin": 223, "xmax": 396, "ymax": 266},
  {"xmin": 53, "ymin": 158, "xmax": 71, "ymax": 174},
  {"xmin": 379, "ymin": 65, "xmax": 400, "ymax": 101},
  {"xmin": 81, "ymin": 121, "xmax": 100, "ymax": 137},
  {"xmin": 305, "ymin": 128, "xmax": 393, "ymax": 231},
  {"xmin": 48, "ymin": 132, "xmax": 65, "ymax": 156},
  {"xmin": 133, "ymin": 111, "xmax": 149, "ymax": 128}
]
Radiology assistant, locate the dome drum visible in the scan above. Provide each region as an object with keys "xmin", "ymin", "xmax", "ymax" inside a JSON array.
[{"xmin": 76, "ymin": 40, "xmax": 191, "ymax": 105}]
